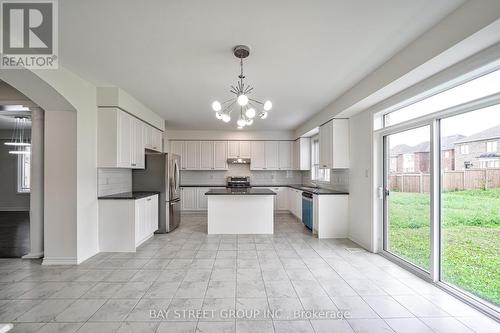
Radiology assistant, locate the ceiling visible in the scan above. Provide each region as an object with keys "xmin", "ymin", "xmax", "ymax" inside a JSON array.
[{"xmin": 59, "ymin": 0, "xmax": 465, "ymax": 130}]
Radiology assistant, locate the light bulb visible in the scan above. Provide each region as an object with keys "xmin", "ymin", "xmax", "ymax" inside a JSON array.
[
  {"xmin": 215, "ymin": 112, "xmax": 222, "ymax": 120},
  {"xmin": 246, "ymin": 119, "xmax": 253, "ymax": 126},
  {"xmin": 237, "ymin": 126, "xmax": 243, "ymax": 130},
  {"xmin": 260, "ymin": 111, "xmax": 268, "ymax": 119},
  {"xmin": 263, "ymin": 100, "xmax": 272, "ymax": 111},
  {"xmin": 237, "ymin": 118, "xmax": 246, "ymax": 127},
  {"xmin": 222, "ymin": 113, "xmax": 231, "ymax": 123},
  {"xmin": 245, "ymin": 108, "xmax": 256, "ymax": 119},
  {"xmin": 237, "ymin": 94, "xmax": 249, "ymax": 106},
  {"xmin": 212, "ymin": 101, "xmax": 222, "ymax": 112}
]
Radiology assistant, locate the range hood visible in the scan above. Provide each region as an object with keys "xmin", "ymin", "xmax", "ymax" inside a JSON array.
[{"xmin": 227, "ymin": 158, "xmax": 251, "ymax": 164}]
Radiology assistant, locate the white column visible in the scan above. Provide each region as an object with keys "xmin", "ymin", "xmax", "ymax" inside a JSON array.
[{"xmin": 23, "ymin": 108, "xmax": 44, "ymax": 259}]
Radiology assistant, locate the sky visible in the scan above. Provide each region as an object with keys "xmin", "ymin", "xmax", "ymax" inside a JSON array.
[
  {"xmin": 389, "ymin": 107, "xmax": 500, "ymax": 148},
  {"xmin": 387, "ymin": 68, "xmax": 500, "ymax": 148}
]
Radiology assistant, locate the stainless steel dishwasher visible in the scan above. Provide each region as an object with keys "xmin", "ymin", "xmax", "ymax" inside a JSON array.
[{"xmin": 302, "ymin": 192, "xmax": 313, "ymax": 230}]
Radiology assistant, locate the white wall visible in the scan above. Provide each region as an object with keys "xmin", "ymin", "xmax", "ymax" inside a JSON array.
[
  {"xmin": 347, "ymin": 110, "xmax": 374, "ymax": 251},
  {"xmin": 44, "ymin": 111, "xmax": 78, "ymax": 262}
]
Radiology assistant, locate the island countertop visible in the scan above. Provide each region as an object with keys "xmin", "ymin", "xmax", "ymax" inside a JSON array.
[
  {"xmin": 205, "ymin": 188, "xmax": 277, "ymax": 195},
  {"xmin": 98, "ymin": 191, "xmax": 160, "ymax": 200}
]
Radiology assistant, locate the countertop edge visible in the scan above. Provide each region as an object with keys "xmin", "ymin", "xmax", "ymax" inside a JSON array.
[
  {"xmin": 181, "ymin": 184, "xmax": 349, "ymax": 195},
  {"xmin": 98, "ymin": 191, "xmax": 160, "ymax": 200}
]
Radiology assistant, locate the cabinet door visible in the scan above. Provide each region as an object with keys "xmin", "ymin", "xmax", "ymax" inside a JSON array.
[
  {"xmin": 181, "ymin": 187, "xmax": 197, "ymax": 210},
  {"xmin": 239, "ymin": 141, "xmax": 251, "ymax": 158},
  {"xmin": 331, "ymin": 119, "xmax": 349, "ymax": 168},
  {"xmin": 319, "ymin": 121, "xmax": 332, "ymax": 168},
  {"xmin": 149, "ymin": 195, "xmax": 158, "ymax": 233},
  {"xmin": 142, "ymin": 123, "xmax": 152, "ymax": 149},
  {"xmin": 117, "ymin": 111, "xmax": 132, "ymax": 167},
  {"xmin": 250, "ymin": 141, "xmax": 266, "ymax": 170},
  {"xmin": 200, "ymin": 141, "xmax": 214, "ymax": 170},
  {"xmin": 277, "ymin": 188, "xmax": 288, "ymax": 210},
  {"xmin": 171, "ymin": 141, "xmax": 185, "ymax": 169},
  {"xmin": 278, "ymin": 141, "xmax": 293, "ymax": 170},
  {"xmin": 132, "ymin": 117, "xmax": 145, "ymax": 169},
  {"xmin": 228, "ymin": 141, "xmax": 239, "ymax": 158},
  {"xmin": 265, "ymin": 141, "xmax": 279, "ymax": 170},
  {"xmin": 185, "ymin": 141, "xmax": 200, "ymax": 170},
  {"xmin": 214, "ymin": 141, "xmax": 228, "ymax": 170},
  {"xmin": 151, "ymin": 128, "xmax": 163, "ymax": 152},
  {"xmin": 197, "ymin": 187, "xmax": 210, "ymax": 210}
]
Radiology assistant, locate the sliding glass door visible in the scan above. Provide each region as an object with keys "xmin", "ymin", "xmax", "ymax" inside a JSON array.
[
  {"xmin": 440, "ymin": 106, "xmax": 500, "ymax": 307},
  {"xmin": 384, "ymin": 126, "xmax": 431, "ymax": 272}
]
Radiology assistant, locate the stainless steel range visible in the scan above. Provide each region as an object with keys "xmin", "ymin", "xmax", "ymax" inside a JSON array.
[{"xmin": 227, "ymin": 176, "xmax": 251, "ymax": 188}]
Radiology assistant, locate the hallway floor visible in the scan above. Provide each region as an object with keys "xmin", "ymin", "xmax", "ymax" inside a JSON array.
[
  {"xmin": 0, "ymin": 212, "xmax": 498, "ymax": 332},
  {"xmin": 0, "ymin": 211, "xmax": 30, "ymax": 258}
]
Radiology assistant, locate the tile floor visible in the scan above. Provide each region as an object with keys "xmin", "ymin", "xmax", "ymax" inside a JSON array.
[{"xmin": 0, "ymin": 212, "xmax": 498, "ymax": 333}]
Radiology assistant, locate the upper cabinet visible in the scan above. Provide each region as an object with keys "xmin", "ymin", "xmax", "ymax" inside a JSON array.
[
  {"xmin": 278, "ymin": 141, "xmax": 293, "ymax": 170},
  {"xmin": 143, "ymin": 124, "xmax": 163, "ymax": 152},
  {"xmin": 293, "ymin": 137, "xmax": 311, "ymax": 171},
  {"xmin": 98, "ymin": 107, "xmax": 150, "ymax": 169},
  {"xmin": 250, "ymin": 141, "xmax": 266, "ymax": 170},
  {"xmin": 170, "ymin": 140, "xmax": 228, "ymax": 171},
  {"xmin": 251, "ymin": 141, "xmax": 291, "ymax": 170},
  {"xmin": 319, "ymin": 119, "xmax": 349, "ymax": 169},
  {"xmin": 227, "ymin": 141, "xmax": 251, "ymax": 158},
  {"xmin": 265, "ymin": 141, "xmax": 279, "ymax": 170}
]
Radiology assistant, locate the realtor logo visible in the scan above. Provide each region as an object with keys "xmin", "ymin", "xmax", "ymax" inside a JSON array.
[{"xmin": 1, "ymin": 0, "xmax": 58, "ymax": 69}]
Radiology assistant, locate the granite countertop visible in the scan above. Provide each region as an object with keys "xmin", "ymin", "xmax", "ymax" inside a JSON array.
[
  {"xmin": 205, "ymin": 188, "xmax": 277, "ymax": 195},
  {"xmin": 181, "ymin": 184, "xmax": 348, "ymax": 195},
  {"xmin": 98, "ymin": 191, "xmax": 160, "ymax": 200}
]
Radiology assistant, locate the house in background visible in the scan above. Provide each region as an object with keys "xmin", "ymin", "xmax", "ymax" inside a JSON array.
[
  {"xmin": 455, "ymin": 125, "xmax": 500, "ymax": 169},
  {"xmin": 389, "ymin": 135, "xmax": 463, "ymax": 173}
]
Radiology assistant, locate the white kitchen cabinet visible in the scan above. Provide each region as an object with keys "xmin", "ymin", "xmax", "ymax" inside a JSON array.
[
  {"xmin": 185, "ymin": 141, "xmax": 201, "ymax": 170},
  {"xmin": 143, "ymin": 124, "xmax": 163, "ymax": 152},
  {"xmin": 214, "ymin": 141, "xmax": 228, "ymax": 170},
  {"xmin": 319, "ymin": 119, "xmax": 349, "ymax": 169},
  {"xmin": 228, "ymin": 141, "xmax": 251, "ymax": 158},
  {"xmin": 293, "ymin": 137, "xmax": 311, "ymax": 170},
  {"xmin": 170, "ymin": 141, "xmax": 185, "ymax": 169},
  {"xmin": 196, "ymin": 187, "xmax": 211, "ymax": 210},
  {"xmin": 181, "ymin": 187, "xmax": 197, "ymax": 210},
  {"xmin": 288, "ymin": 188, "xmax": 303, "ymax": 219},
  {"xmin": 265, "ymin": 142, "xmax": 279, "ymax": 170},
  {"xmin": 278, "ymin": 141, "xmax": 293, "ymax": 170},
  {"xmin": 200, "ymin": 141, "xmax": 214, "ymax": 170},
  {"xmin": 250, "ymin": 141, "xmax": 266, "ymax": 170},
  {"xmin": 99, "ymin": 194, "xmax": 158, "ymax": 252},
  {"xmin": 98, "ymin": 107, "xmax": 145, "ymax": 169},
  {"xmin": 313, "ymin": 194, "xmax": 348, "ymax": 238},
  {"xmin": 269, "ymin": 187, "xmax": 288, "ymax": 210}
]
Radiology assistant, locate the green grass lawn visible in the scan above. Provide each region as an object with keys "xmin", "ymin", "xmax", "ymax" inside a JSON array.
[{"xmin": 388, "ymin": 189, "xmax": 500, "ymax": 306}]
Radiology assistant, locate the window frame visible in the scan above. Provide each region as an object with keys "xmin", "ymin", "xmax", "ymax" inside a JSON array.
[
  {"xmin": 17, "ymin": 148, "xmax": 31, "ymax": 194},
  {"xmin": 310, "ymin": 136, "xmax": 330, "ymax": 183}
]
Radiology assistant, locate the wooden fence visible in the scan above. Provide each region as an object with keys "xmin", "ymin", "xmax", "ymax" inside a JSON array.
[{"xmin": 389, "ymin": 168, "xmax": 500, "ymax": 193}]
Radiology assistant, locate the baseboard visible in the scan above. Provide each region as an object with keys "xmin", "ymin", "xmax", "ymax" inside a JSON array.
[
  {"xmin": 42, "ymin": 257, "xmax": 78, "ymax": 265},
  {"xmin": 22, "ymin": 252, "xmax": 44, "ymax": 259},
  {"xmin": 348, "ymin": 235, "xmax": 373, "ymax": 252}
]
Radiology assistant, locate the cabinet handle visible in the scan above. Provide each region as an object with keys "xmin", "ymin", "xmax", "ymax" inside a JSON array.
[
  {"xmin": 131, "ymin": 163, "xmax": 137, "ymax": 166},
  {"xmin": 147, "ymin": 198, "xmax": 152, "ymax": 201}
]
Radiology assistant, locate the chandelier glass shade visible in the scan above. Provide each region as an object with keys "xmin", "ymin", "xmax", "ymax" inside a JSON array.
[
  {"xmin": 5, "ymin": 117, "xmax": 31, "ymax": 154},
  {"xmin": 211, "ymin": 45, "xmax": 272, "ymax": 129}
]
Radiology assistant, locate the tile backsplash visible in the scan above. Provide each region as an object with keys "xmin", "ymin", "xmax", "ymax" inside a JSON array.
[
  {"xmin": 302, "ymin": 169, "xmax": 349, "ymax": 192},
  {"xmin": 180, "ymin": 164, "xmax": 302, "ymax": 186},
  {"xmin": 98, "ymin": 168, "xmax": 132, "ymax": 196}
]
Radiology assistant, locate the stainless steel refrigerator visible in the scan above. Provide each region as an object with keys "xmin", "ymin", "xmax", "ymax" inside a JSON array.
[{"xmin": 132, "ymin": 152, "xmax": 181, "ymax": 233}]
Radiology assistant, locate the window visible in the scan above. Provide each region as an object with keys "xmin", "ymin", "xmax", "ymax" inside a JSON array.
[
  {"xmin": 383, "ymin": 68, "xmax": 500, "ymax": 127},
  {"xmin": 444, "ymin": 151, "xmax": 450, "ymax": 158},
  {"xmin": 17, "ymin": 147, "xmax": 30, "ymax": 193},
  {"xmin": 460, "ymin": 145, "xmax": 469, "ymax": 154},
  {"xmin": 402, "ymin": 153, "xmax": 415, "ymax": 172},
  {"xmin": 311, "ymin": 137, "xmax": 330, "ymax": 182},
  {"xmin": 486, "ymin": 141, "xmax": 498, "ymax": 153}
]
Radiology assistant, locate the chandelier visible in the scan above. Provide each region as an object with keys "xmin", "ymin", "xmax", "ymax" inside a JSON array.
[
  {"xmin": 211, "ymin": 45, "xmax": 272, "ymax": 129},
  {"xmin": 5, "ymin": 117, "xmax": 31, "ymax": 155}
]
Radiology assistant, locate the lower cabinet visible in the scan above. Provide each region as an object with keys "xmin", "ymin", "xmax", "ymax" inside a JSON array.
[
  {"xmin": 269, "ymin": 187, "xmax": 288, "ymax": 210},
  {"xmin": 99, "ymin": 194, "xmax": 158, "ymax": 252},
  {"xmin": 288, "ymin": 188, "xmax": 303, "ymax": 219},
  {"xmin": 180, "ymin": 187, "xmax": 211, "ymax": 211}
]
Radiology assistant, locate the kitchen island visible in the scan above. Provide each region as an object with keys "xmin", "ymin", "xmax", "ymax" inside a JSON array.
[{"xmin": 206, "ymin": 188, "xmax": 276, "ymax": 234}]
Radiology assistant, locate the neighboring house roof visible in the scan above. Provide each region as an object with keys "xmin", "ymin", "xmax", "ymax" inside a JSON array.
[
  {"xmin": 478, "ymin": 153, "xmax": 500, "ymax": 158},
  {"xmin": 455, "ymin": 125, "xmax": 500, "ymax": 144},
  {"xmin": 390, "ymin": 135, "xmax": 464, "ymax": 156}
]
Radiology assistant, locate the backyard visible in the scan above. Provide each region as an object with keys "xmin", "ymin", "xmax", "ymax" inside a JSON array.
[{"xmin": 388, "ymin": 188, "xmax": 500, "ymax": 306}]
